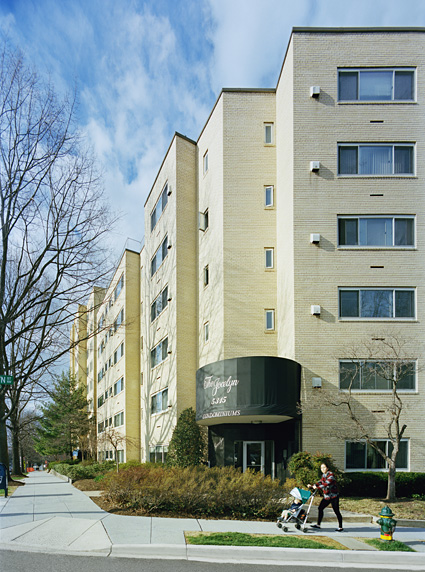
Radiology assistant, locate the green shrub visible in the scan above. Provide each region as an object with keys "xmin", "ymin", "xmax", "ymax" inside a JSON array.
[
  {"xmin": 118, "ymin": 460, "xmax": 143, "ymax": 471},
  {"xmin": 341, "ymin": 472, "xmax": 425, "ymax": 498},
  {"xmin": 287, "ymin": 451, "xmax": 346, "ymax": 490},
  {"xmin": 104, "ymin": 465, "xmax": 286, "ymax": 519},
  {"xmin": 167, "ymin": 407, "xmax": 206, "ymax": 467},
  {"xmin": 52, "ymin": 461, "xmax": 115, "ymax": 481}
]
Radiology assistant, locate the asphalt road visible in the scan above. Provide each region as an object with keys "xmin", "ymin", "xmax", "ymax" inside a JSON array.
[{"xmin": 1, "ymin": 549, "xmax": 412, "ymax": 572}]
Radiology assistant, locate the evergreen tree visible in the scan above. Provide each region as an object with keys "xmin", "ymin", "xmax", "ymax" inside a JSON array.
[
  {"xmin": 167, "ymin": 407, "xmax": 205, "ymax": 467},
  {"xmin": 35, "ymin": 371, "xmax": 91, "ymax": 459}
]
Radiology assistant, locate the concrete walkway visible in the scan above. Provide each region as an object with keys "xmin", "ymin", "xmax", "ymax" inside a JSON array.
[{"xmin": 0, "ymin": 471, "xmax": 424, "ymax": 568}]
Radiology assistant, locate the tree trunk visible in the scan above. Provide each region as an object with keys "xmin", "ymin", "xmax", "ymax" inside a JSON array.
[
  {"xmin": 0, "ymin": 398, "xmax": 10, "ymax": 477},
  {"xmin": 11, "ymin": 425, "xmax": 23, "ymax": 475},
  {"xmin": 19, "ymin": 444, "xmax": 24, "ymax": 473},
  {"xmin": 386, "ymin": 462, "xmax": 397, "ymax": 501}
]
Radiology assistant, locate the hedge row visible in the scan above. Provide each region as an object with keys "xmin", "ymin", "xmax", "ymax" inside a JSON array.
[
  {"xmin": 50, "ymin": 460, "xmax": 115, "ymax": 481},
  {"xmin": 340, "ymin": 472, "xmax": 425, "ymax": 498},
  {"xmin": 104, "ymin": 465, "xmax": 290, "ymax": 519}
]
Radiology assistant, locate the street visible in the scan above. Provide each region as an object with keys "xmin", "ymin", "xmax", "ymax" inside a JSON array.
[{"xmin": 0, "ymin": 549, "xmax": 422, "ymax": 572}]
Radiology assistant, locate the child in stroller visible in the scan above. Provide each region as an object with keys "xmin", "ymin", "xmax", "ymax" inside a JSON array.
[{"xmin": 276, "ymin": 487, "xmax": 314, "ymax": 532}]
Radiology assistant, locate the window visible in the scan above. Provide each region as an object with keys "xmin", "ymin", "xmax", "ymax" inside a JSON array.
[
  {"xmin": 97, "ymin": 394, "xmax": 104, "ymax": 408},
  {"xmin": 203, "ymin": 151, "xmax": 209, "ymax": 174},
  {"xmin": 114, "ymin": 275, "xmax": 124, "ymax": 301},
  {"xmin": 98, "ymin": 314, "xmax": 105, "ymax": 330},
  {"xmin": 114, "ymin": 342, "xmax": 124, "ymax": 364},
  {"xmin": 97, "ymin": 421, "xmax": 104, "ymax": 434},
  {"xmin": 203, "ymin": 265, "xmax": 209, "ymax": 287},
  {"xmin": 114, "ymin": 308, "xmax": 124, "ymax": 331},
  {"xmin": 265, "ymin": 186, "xmax": 274, "ymax": 207},
  {"xmin": 265, "ymin": 248, "xmax": 274, "ymax": 269},
  {"xmin": 114, "ymin": 377, "xmax": 124, "ymax": 395},
  {"xmin": 151, "ymin": 337, "xmax": 168, "ymax": 368},
  {"xmin": 204, "ymin": 322, "xmax": 209, "ymax": 343},
  {"xmin": 151, "ymin": 387, "xmax": 168, "ymax": 414},
  {"xmin": 338, "ymin": 216, "xmax": 414, "ymax": 247},
  {"xmin": 339, "ymin": 288, "xmax": 415, "ymax": 319},
  {"xmin": 338, "ymin": 144, "xmax": 414, "ymax": 175},
  {"xmin": 339, "ymin": 360, "xmax": 416, "ymax": 391},
  {"xmin": 345, "ymin": 440, "xmax": 408, "ymax": 471},
  {"xmin": 338, "ymin": 69, "xmax": 415, "ymax": 102},
  {"xmin": 265, "ymin": 309, "xmax": 275, "ymax": 331},
  {"xmin": 264, "ymin": 123, "xmax": 273, "ymax": 144},
  {"xmin": 151, "ymin": 236, "xmax": 168, "ymax": 276},
  {"xmin": 151, "ymin": 183, "xmax": 169, "ymax": 232},
  {"xmin": 149, "ymin": 445, "xmax": 168, "ymax": 463},
  {"xmin": 199, "ymin": 209, "xmax": 209, "ymax": 231},
  {"xmin": 114, "ymin": 411, "xmax": 124, "ymax": 427},
  {"xmin": 117, "ymin": 449, "xmax": 124, "ymax": 463},
  {"xmin": 151, "ymin": 286, "xmax": 169, "ymax": 322}
]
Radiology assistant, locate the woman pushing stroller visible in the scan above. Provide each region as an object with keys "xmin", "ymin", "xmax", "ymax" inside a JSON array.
[{"xmin": 308, "ymin": 462, "xmax": 344, "ymax": 532}]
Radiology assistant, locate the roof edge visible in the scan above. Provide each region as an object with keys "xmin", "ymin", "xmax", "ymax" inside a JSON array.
[
  {"xmin": 292, "ymin": 26, "xmax": 425, "ymax": 33},
  {"xmin": 144, "ymin": 132, "xmax": 196, "ymax": 208}
]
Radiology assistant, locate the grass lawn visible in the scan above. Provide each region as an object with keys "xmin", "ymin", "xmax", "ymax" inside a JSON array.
[
  {"xmin": 361, "ymin": 538, "xmax": 415, "ymax": 552},
  {"xmin": 340, "ymin": 497, "xmax": 425, "ymax": 520},
  {"xmin": 0, "ymin": 486, "xmax": 18, "ymax": 497},
  {"xmin": 185, "ymin": 531, "xmax": 346, "ymax": 550}
]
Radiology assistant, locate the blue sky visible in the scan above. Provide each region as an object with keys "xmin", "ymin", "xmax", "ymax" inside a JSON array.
[{"xmin": 1, "ymin": 0, "xmax": 425, "ymax": 255}]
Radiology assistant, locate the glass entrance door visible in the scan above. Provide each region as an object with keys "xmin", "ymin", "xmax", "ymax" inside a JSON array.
[{"xmin": 243, "ymin": 441, "xmax": 265, "ymax": 473}]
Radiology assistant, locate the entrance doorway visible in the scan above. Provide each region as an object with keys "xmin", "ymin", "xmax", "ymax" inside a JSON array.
[{"xmin": 243, "ymin": 441, "xmax": 265, "ymax": 473}]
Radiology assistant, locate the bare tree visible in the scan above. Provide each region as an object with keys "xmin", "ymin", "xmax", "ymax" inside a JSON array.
[
  {"xmin": 0, "ymin": 41, "xmax": 117, "ymax": 470},
  {"xmin": 302, "ymin": 334, "xmax": 417, "ymax": 501},
  {"xmin": 7, "ymin": 406, "xmax": 42, "ymax": 473},
  {"xmin": 98, "ymin": 426, "xmax": 139, "ymax": 472}
]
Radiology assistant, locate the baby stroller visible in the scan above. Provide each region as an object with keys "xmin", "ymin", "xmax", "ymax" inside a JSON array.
[{"xmin": 276, "ymin": 487, "xmax": 316, "ymax": 533}]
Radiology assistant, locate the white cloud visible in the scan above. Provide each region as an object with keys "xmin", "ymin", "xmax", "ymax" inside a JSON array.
[{"xmin": 3, "ymin": 0, "xmax": 425, "ymax": 256}]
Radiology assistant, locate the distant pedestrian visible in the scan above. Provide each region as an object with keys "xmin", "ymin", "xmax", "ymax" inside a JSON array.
[{"xmin": 308, "ymin": 462, "xmax": 343, "ymax": 532}]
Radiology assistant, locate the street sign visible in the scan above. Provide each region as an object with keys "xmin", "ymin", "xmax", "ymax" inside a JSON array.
[{"xmin": 0, "ymin": 375, "xmax": 13, "ymax": 385}]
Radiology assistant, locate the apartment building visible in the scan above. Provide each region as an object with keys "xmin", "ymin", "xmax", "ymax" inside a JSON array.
[
  {"xmin": 94, "ymin": 250, "xmax": 141, "ymax": 462},
  {"xmin": 275, "ymin": 28, "xmax": 424, "ymax": 474},
  {"xmin": 140, "ymin": 134, "xmax": 197, "ymax": 463},
  {"xmin": 73, "ymin": 27, "xmax": 425, "ymax": 476},
  {"xmin": 85, "ymin": 287, "xmax": 106, "ymax": 419},
  {"xmin": 70, "ymin": 304, "xmax": 87, "ymax": 387}
]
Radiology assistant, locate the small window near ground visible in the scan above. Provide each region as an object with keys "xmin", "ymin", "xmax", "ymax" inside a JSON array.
[
  {"xmin": 149, "ymin": 445, "xmax": 168, "ymax": 463},
  {"xmin": 345, "ymin": 440, "xmax": 408, "ymax": 470},
  {"xmin": 203, "ymin": 151, "xmax": 209, "ymax": 174}
]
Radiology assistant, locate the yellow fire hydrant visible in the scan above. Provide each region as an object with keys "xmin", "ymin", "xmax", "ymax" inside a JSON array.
[{"xmin": 377, "ymin": 506, "xmax": 397, "ymax": 541}]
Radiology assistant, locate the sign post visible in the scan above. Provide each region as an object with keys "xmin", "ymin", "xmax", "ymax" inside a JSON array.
[{"xmin": 0, "ymin": 375, "xmax": 13, "ymax": 385}]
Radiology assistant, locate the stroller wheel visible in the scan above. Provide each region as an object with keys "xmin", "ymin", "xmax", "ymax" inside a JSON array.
[
  {"xmin": 276, "ymin": 522, "xmax": 282, "ymax": 529},
  {"xmin": 282, "ymin": 526, "xmax": 288, "ymax": 532},
  {"xmin": 302, "ymin": 528, "xmax": 308, "ymax": 533}
]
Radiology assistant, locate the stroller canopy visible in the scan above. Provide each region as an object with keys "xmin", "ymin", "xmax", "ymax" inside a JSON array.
[{"xmin": 290, "ymin": 487, "xmax": 311, "ymax": 503}]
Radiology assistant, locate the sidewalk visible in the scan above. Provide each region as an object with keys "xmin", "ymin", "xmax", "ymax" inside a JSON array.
[{"xmin": 0, "ymin": 471, "xmax": 424, "ymax": 568}]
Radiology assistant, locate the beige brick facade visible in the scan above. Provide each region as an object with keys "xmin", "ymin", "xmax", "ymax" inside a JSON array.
[{"xmin": 72, "ymin": 28, "xmax": 425, "ymax": 475}]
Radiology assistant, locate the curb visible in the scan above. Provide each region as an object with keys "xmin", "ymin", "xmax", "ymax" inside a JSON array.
[
  {"xmin": 48, "ymin": 469, "xmax": 72, "ymax": 483},
  {"xmin": 107, "ymin": 543, "xmax": 425, "ymax": 568},
  {"xmin": 371, "ymin": 516, "xmax": 425, "ymax": 529}
]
